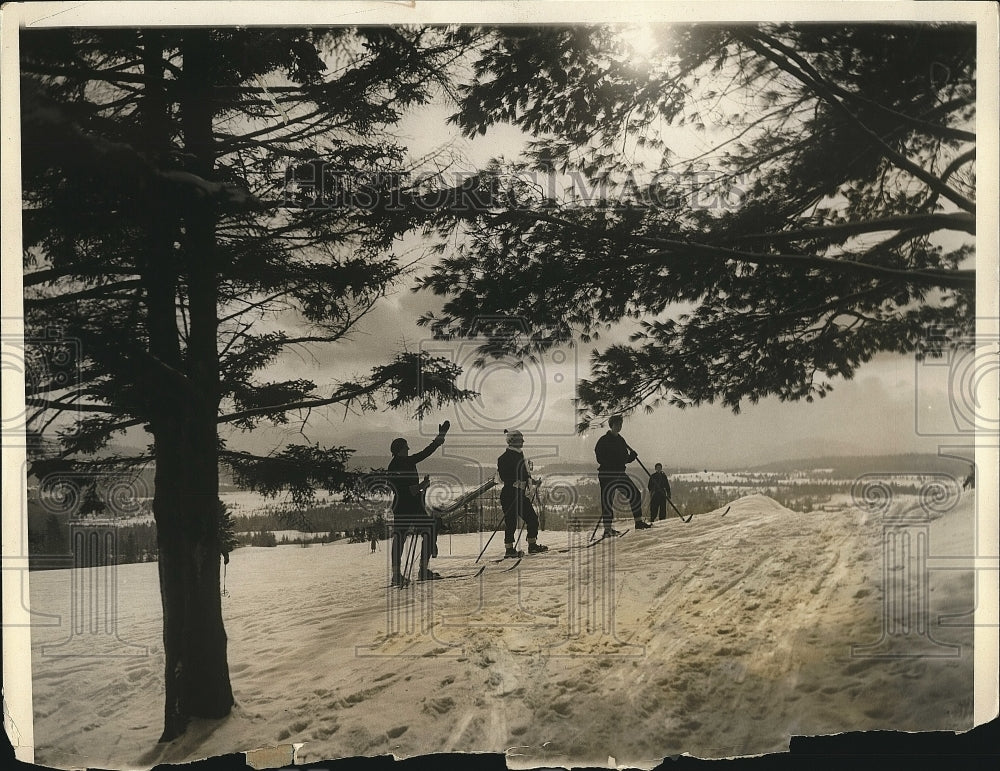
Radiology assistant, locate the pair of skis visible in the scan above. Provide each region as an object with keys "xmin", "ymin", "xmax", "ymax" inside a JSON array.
[
  {"xmin": 588, "ymin": 527, "xmax": 631, "ymax": 546},
  {"xmin": 431, "ymin": 564, "xmax": 488, "ymax": 581},
  {"xmin": 489, "ymin": 544, "xmax": 549, "ymax": 571},
  {"xmin": 493, "ymin": 553, "xmax": 523, "ymax": 571},
  {"xmin": 494, "ymin": 527, "xmax": 632, "ymax": 560},
  {"xmin": 664, "ymin": 503, "xmax": 731, "ymax": 523},
  {"xmin": 384, "ymin": 563, "xmax": 487, "ymax": 590}
]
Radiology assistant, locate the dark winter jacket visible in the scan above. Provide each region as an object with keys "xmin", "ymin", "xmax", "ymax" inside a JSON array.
[
  {"xmin": 594, "ymin": 431, "xmax": 636, "ymax": 472},
  {"xmin": 647, "ymin": 470, "xmax": 671, "ymax": 499},
  {"xmin": 388, "ymin": 436, "xmax": 443, "ymax": 518},
  {"xmin": 497, "ymin": 448, "xmax": 531, "ymax": 491}
]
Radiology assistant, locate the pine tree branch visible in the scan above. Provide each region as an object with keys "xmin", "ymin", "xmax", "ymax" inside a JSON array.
[
  {"xmin": 217, "ymin": 291, "xmax": 294, "ymax": 324},
  {"xmin": 940, "ymin": 148, "xmax": 977, "ymax": 183},
  {"xmin": 729, "ymin": 211, "xmax": 975, "ymax": 244},
  {"xmin": 216, "ymin": 374, "xmax": 395, "ymax": 425},
  {"xmin": 23, "ymin": 267, "xmax": 141, "ymax": 288},
  {"xmin": 500, "ymin": 208, "xmax": 975, "ymax": 291},
  {"xmin": 23, "ymin": 90, "xmax": 259, "ymax": 211},
  {"xmin": 632, "ymin": 243, "xmax": 972, "ymax": 290},
  {"xmin": 795, "ymin": 62, "xmax": 975, "ymax": 144},
  {"xmin": 736, "ymin": 30, "xmax": 976, "ymax": 215},
  {"xmin": 21, "ymin": 62, "xmax": 153, "ymax": 86},
  {"xmin": 924, "ymin": 148, "xmax": 977, "ymax": 210},
  {"xmin": 24, "ymin": 280, "xmax": 144, "ymax": 306},
  {"xmin": 25, "ymin": 398, "xmax": 125, "ymax": 414}
]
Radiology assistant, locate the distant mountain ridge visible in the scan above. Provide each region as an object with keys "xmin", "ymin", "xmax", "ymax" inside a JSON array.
[
  {"xmin": 750, "ymin": 453, "xmax": 971, "ymax": 478},
  {"xmin": 533, "ymin": 453, "xmax": 972, "ymax": 479}
]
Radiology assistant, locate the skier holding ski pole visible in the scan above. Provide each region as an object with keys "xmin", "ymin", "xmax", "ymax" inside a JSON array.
[
  {"xmin": 594, "ymin": 415, "xmax": 652, "ymax": 538},
  {"xmin": 497, "ymin": 429, "xmax": 548, "ymax": 559},
  {"xmin": 387, "ymin": 420, "xmax": 450, "ymax": 586}
]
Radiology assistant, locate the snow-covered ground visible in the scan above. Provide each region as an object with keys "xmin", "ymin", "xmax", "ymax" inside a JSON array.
[{"xmin": 26, "ymin": 493, "xmax": 979, "ymax": 769}]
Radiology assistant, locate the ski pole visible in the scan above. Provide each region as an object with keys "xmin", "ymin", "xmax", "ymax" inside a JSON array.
[
  {"xmin": 475, "ymin": 512, "xmax": 504, "ymax": 564},
  {"xmin": 666, "ymin": 497, "xmax": 693, "ymax": 524},
  {"xmin": 512, "ymin": 482, "xmax": 539, "ymax": 550},
  {"xmin": 624, "ymin": 442, "xmax": 651, "ymax": 478},
  {"xmin": 591, "ymin": 479, "xmax": 618, "ymax": 541},
  {"xmin": 400, "ymin": 532, "xmax": 411, "ymax": 578},
  {"xmin": 532, "ymin": 483, "xmax": 547, "ymax": 531},
  {"xmin": 628, "ymin": 447, "xmax": 690, "ymax": 522},
  {"xmin": 590, "ymin": 510, "xmax": 604, "ymax": 542},
  {"xmin": 407, "ymin": 530, "xmax": 421, "ymax": 581},
  {"xmin": 402, "ymin": 530, "xmax": 418, "ymax": 581},
  {"xmin": 513, "ymin": 521, "xmax": 525, "ymax": 551}
]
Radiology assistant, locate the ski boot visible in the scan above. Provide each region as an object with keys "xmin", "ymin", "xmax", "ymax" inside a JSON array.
[
  {"xmin": 603, "ymin": 527, "xmax": 622, "ymax": 538},
  {"xmin": 634, "ymin": 520, "xmax": 652, "ymax": 529},
  {"xmin": 504, "ymin": 545, "xmax": 523, "ymax": 559},
  {"xmin": 391, "ymin": 573, "xmax": 410, "ymax": 588},
  {"xmin": 527, "ymin": 542, "xmax": 548, "ymax": 554},
  {"xmin": 418, "ymin": 568, "xmax": 441, "ymax": 581}
]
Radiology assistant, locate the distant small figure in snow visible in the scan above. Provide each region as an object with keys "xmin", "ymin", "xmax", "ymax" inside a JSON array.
[{"xmin": 647, "ymin": 463, "xmax": 672, "ymax": 522}]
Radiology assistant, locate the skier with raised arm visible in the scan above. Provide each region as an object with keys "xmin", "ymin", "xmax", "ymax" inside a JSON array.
[{"xmin": 387, "ymin": 420, "xmax": 450, "ymax": 586}]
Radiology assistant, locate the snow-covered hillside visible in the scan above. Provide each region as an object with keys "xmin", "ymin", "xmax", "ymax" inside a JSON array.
[{"xmin": 26, "ymin": 493, "xmax": 977, "ymax": 769}]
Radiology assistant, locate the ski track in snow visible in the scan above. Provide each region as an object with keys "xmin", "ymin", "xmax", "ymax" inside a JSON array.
[{"xmin": 27, "ymin": 493, "xmax": 976, "ymax": 768}]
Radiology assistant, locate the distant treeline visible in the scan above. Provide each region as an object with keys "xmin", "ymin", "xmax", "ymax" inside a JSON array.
[
  {"xmin": 26, "ymin": 518, "xmax": 371, "ymax": 569},
  {"xmin": 27, "ymin": 516, "xmax": 162, "ymax": 569},
  {"xmin": 26, "ymin": 491, "xmax": 403, "ymax": 568},
  {"xmin": 232, "ymin": 502, "xmax": 387, "ymax": 534}
]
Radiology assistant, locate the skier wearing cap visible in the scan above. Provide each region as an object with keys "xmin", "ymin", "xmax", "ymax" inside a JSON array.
[
  {"xmin": 595, "ymin": 415, "xmax": 652, "ymax": 536},
  {"xmin": 387, "ymin": 420, "xmax": 450, "ymax": 586},
  {"xmin": 497, "ymin": 429, "xmax": 548, "ymax": 558},
  {"xmin": 647, "ymin": 463, "xmax": 671, "ymax": 522}
]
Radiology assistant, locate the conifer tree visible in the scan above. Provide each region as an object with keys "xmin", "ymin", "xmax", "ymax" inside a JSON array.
[{"xmin": 21, "ymin": 27, "xmax": 479, "ymax": 740}]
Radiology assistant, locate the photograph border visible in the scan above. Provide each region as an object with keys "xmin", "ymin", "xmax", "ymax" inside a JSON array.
[{"xmin": 2, "ymin": 2, "xmax": 997, "ymax": 769}]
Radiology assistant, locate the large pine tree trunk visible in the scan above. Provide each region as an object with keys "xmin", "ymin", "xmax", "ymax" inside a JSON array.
[
  {"xmin": 154, "ymin": 417, "xmax": 232, "ymax": 742},
  {"xmin": 141, "ymin": 30, "xmax": 234, "ymax": 743}
]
